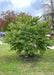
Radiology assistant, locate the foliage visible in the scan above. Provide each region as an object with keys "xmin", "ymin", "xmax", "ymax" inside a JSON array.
[
  {"xmin": 0, "ymin": 10, "xmax": 19, "ymax": 31},
  {"xmin": 0, "ymin": 18, "xmax": 7, "ymax": 31},
  {"xmin": 1, "ymin": 10, "xmax": 19, "ymax": 24},
  {"xmin": 4, "ymin": 15, "xmax": 52, "ymax": 57},
  {"xmin": 0, "ymin": 10, "xmax": 30, "ymax": 31}
]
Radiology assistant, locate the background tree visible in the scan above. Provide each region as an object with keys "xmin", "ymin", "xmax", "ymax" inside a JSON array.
[
  {"xmin": 0, "ymin": 18, "xmax": 7, "ymax": 31},
  {"xmin": 0, "ymin": 10, "xmax": 30, "ymax": 31},
  {"xmin": 42, "ymin": 0, "xmax": 54, "ymax": 30}
]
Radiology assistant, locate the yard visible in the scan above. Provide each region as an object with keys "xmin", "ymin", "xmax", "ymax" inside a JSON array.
[{"xmin": 0, "ymin": 44, "xmax": 54, "ymax": 75}]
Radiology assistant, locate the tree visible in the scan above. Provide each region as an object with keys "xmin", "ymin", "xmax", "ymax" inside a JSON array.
[
  {"xmin": 0, "ymin": 18, "xmax": 7, "ymax": 31},
  {"xmin": 1, "ymin": 10, "xmax": 20, "ymax": 24},
  {"xmin": 4, "ymin": 15, "xmax": 52, "ymax": 57},
  {"xmin": 0, "ymin": 10, "xmax": 30, "ymax": 31},
  {"xmin": 42, "ymin": 0, "xmax": 54, "ymax": 30}
]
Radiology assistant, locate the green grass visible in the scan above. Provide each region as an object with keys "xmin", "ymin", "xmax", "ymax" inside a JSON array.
[
  {"xmin": 0, "ymin": 37, "xmax": 3, "ymax": 41},
  {"xmin": 50, "ymin": 39, "xmax": 54, "ymax": 46},
  {"xmin": 0, "ymin": 44, "xmax": 54, "ymax": 75}
]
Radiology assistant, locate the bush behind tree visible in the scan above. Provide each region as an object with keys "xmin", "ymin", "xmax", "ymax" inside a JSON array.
[
  {"xmin": 0, "ymin": 10, "xmax": 29, "ymax": 31},
  {"xmin": 4, "ymin": 15, "xmax": 52, "ymax": 57}
]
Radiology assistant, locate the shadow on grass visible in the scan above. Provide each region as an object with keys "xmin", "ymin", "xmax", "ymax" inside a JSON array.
[
  {"xmin": 0, "ymin": 52, "xmax": 42, "ymax": 68},
  {"xmin": 19, "ymin": 54, "xmax": 42, "ymax": 68}
]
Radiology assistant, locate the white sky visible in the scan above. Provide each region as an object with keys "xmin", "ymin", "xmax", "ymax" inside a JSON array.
[
  {"xmin": 0, "ymin": 0, "xmax": 47, "ymax": 16},
  {"xmin": 11, "ymin": 0, "xmax": 33, "ymax": 8}
]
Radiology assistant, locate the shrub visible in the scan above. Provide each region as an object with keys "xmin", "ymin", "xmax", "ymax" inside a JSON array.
[{"xmin": 4, "ymin": 15, "xmax": 52, "ymax": 57}]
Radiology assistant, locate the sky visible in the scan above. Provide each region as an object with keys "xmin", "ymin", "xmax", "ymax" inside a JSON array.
[{"xmin": 0, "ymin": 0, "xmax": 47, "ymax": 17}]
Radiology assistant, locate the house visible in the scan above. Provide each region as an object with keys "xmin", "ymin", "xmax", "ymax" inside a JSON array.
[{"xmin": 51, "ymin": 31, "xmax": 54, "ymax": 39}]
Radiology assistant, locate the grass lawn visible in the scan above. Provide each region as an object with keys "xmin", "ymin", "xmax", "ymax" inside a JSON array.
[
  {"xmin": 0, "ymin": 37, "xmax": 3, "ymax": 41},
  {"xmin": 0, "ymin": 44, "xmax": 54, "ymax": 75}
]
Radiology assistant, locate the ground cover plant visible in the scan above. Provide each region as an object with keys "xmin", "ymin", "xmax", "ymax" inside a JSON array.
[{"xmin": 4, "ymin": 15, "xmax": 52, "ymax": 57}]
